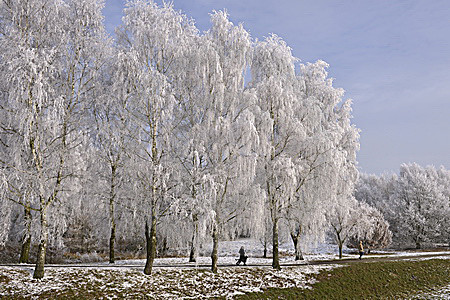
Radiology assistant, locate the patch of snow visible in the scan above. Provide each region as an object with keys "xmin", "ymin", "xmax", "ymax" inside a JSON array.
[{"xmin": 410, "ymin": 284, "xmax": 450, "ymax": 299}]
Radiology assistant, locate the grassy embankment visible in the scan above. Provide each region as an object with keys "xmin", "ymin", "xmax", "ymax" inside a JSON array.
[{"xmin": 236, "ymin": 259, "xmax": 450, "ymax": 299}]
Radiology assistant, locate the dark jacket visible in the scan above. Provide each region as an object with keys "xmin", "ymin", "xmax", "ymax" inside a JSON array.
[{"xmin": 239, "ymin": 248, "xmax": 246, "ymax": 258}]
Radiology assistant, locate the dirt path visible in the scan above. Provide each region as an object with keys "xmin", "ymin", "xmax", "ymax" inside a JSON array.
[{"xmin": 1, "ymin": 252, "xmax": 449, "ymax": 269}]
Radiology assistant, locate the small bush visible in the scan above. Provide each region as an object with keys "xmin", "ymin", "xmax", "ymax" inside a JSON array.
[{"xmin": 80, "ymin": 252, "xmax": 104, "ymax": 263}]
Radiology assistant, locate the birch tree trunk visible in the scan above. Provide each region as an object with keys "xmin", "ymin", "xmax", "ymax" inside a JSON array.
[
  {"xmin": 109, "ymin": 164, "xmax": 117, "ymax": 264},
  {"xmin": 19, "ymin": 204, "xmax": 32, "ymax": 264},
  {"xmin": 33, "ymin": 204, "xmax": 48, "ymax": 279},
  {"xmin": 211, "ymin": 225, "xmax": 219, "ymax": 273},
  {"xmin": 272, "ymin": 216, "xmax": 281, "ymax": 270},
  {"xmin": 109, "ymin": 223, "xmax": 116, "ymax": 264},
  {"xmin": 336, "ymin": 231, "xmax": 344, "ymax": 259},
  {"xmin": 144, "ymin": 211, "xmax": 157, "ymax": 275},
  {"xmin": 290, "ymin": 229, "xmax": 304, "ymax": 260},
  {"xmin": 189, "ymin": 214, "xmax": 198, "ymax": 263},
  {"xmin": 263, "ymin": 239, "xmax": 267, "ymax": 258}
]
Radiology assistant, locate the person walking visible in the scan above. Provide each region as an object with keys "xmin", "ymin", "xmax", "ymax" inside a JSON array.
[
  {"xmin": 236, "ymin": 246, "xmax": 248, "ymax": 265},
  {"xmin": 358, "ymin": 241, "xmax": 364, "ymax": 260}
]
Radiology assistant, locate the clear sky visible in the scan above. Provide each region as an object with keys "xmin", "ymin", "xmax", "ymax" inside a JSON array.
[{"xmin": 103, "ymin": 0, "xmax": 450, "ymax": 175}]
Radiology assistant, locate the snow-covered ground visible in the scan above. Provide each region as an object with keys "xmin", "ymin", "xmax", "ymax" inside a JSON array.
[
  {"xmin": 1, "ymin": 239, "xmax": 449, "ymax": 299},
  {"xmin": 0, "ymin": 240, "xmax": 336, "ymax": 298},
  {"xmin": 0, "ymin": 264, "xmax": 335, "ymax": 299}
]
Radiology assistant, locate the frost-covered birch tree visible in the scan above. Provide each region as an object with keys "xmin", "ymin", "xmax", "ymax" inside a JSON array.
[
  {"xmin": 0, "ymin": 0, "xmax": 58, "ymax": 265},
  {"xmin": 282, "ymin": 61, "xmax": 359, "ymax": 261},
  {"xmin": 329, "ymin": 199, "xmax": 390, "ymax": 258},
  {"xmin": 326, "ymin": 149, "xmax": 359, "ymax": 259},
  {"xmin": 251, "ymin": 34, "xmax": 300, "ymax": 269},
  {"xmin": 196, "ymin": 11, "xmax": 258, "ymax": 273},
  {"xmin": 116, "ymin": 0, "xmax": 198, "ymax": 275},
  {"xmin": 293, "ymin": 61, "xmax": 361, "ymax": 259},
  {"xmin": 0, "ymin": 0, "xmax": 110, "ymax": 278},
  {"xmin": 347, "ymin": 203, "xmax": 392, "ymax": 252},
  {"xmin": 171, "ymin": 13, "xmax": 258, "ymax": 266},
  {"xmin": 392, "ymin": 163, "xmax": 447, "ymax": 249},
  {"xmin": 328, "ymin": 197, "xmax": 358, "ymax": 258}
]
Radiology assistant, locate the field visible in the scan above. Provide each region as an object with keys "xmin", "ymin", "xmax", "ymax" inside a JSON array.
[
  {"xmin": 238, "ymin": 259, "xmax": 450, "ymax": 299},
  {"xmin": 1, "ymin": 240, "xmax": 450, "ymax": 299}
]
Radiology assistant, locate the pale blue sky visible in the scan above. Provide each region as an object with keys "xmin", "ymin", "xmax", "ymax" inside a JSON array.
[{"xmin": 103, "ymin": 0, "xmax": 450, "ymax": 175}]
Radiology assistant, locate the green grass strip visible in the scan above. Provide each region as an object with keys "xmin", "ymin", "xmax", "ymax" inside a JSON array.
[{"xmin": 236, "ymin": 259, "xmax": 450, "ymax": 299}]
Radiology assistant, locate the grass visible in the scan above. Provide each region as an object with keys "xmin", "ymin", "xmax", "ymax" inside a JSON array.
[{"xmin": 236, "ymin": 259, "xmax": 450, "ymax": 299}]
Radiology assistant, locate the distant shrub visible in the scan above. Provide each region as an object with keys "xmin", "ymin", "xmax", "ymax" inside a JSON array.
[{"xmin": 80, "ymin": 252, "xmax": 103, "ymax": 263}]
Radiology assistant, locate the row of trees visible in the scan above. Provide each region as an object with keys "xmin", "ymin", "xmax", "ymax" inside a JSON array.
[
  {"xmin": 356, "ymin": 164, "xmax": 450, "ymax": 249},
  {"xmin": 1, "ymin": 0, "xmax": 372, "ymax": 279}
]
